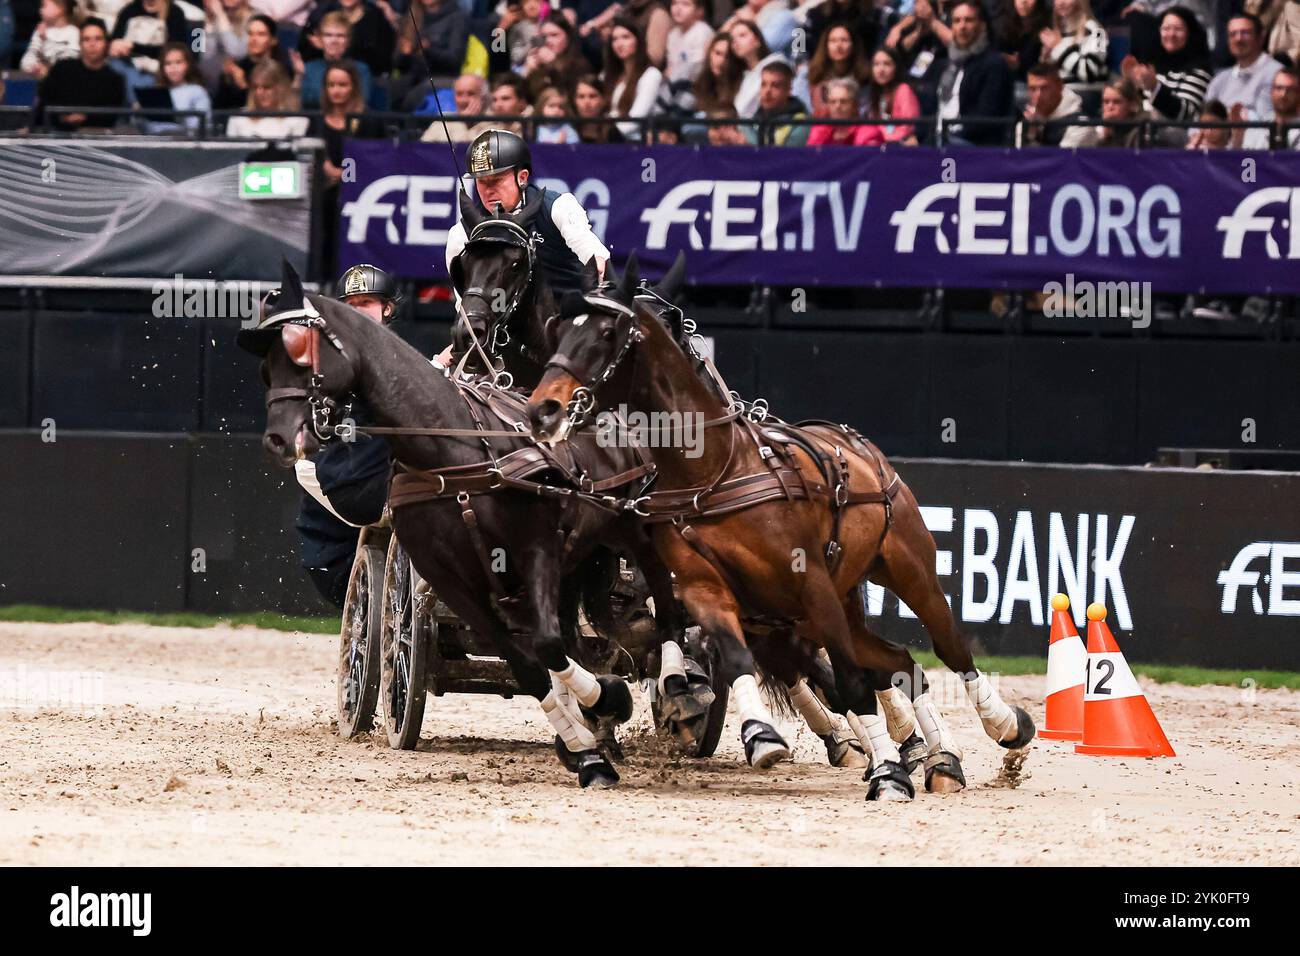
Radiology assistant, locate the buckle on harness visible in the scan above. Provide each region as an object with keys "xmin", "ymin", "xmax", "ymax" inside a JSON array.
[
  {"xmin": 629, "ymin": 496, "xmax": 651, "ymax": 517},
  {"xmin": 835, "ymin": 482, "xmax": 849, "ymax": 507}
]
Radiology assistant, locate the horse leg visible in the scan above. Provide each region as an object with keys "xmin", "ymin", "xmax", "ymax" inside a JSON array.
[
  {"xmin": 845, "ymin": 590, "xmax": 966, "ymax": 793},
  {"xmin": 874, "ymin": 494, "xmax": 1036, "ymax": 751},
  {"xmin": 524, "ymin": 539, "xmax": 628, "ymax": 789}
]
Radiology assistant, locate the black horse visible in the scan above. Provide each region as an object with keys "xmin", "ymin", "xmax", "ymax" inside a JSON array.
[{"xmin": 239, "ymin": 261, "xmax": 686, "ymax": 788}]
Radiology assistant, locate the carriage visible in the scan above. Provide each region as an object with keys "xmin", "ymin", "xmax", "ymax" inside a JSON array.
[{"xmin": 333, "ymin": 521, "xmax": 731, "ymax": 758}]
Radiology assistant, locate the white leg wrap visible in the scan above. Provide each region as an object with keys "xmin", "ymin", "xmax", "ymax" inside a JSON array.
[
  {"xmin": 912, "ymin": 692, "xmax": 963, "ymax": 759},
  {"xmin": 847, "ymin": 710, "xmax": 901, "ymax": 766},
  {"xmin": 964, "ymin": 672, "xmax": 1018, "ymax": 742},
  {"xmin": 556, "ymin": 657, "xmax": 602, "ymax": 709},
  {"xmin": 541, "ymin": 691, "xmax": 598, "ymax": 753},
  {"xmin": 732, "ymin": 674, "xmax": 771, "ymax": 726},
  {"xmin": 657, "ymin": 640, "xmax": 687, "ymax": 695},
  {"xmin": 789, "ymin": 679, "xmax": 835, "ymax": 736},
  {"xmin": 875, "ymin": 686, "xmax": 917, "ymax": 742}
]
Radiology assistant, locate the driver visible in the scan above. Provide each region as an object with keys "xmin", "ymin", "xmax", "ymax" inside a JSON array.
[
  {"xmin": 293, "ymin": 264, "xmax": 399, "ymax": 608},
  {"xmin": 437, "ymin": 129, "xmax": 610, "ymax": 366}
]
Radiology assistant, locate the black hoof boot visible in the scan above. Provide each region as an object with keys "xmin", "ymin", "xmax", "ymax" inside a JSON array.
[
  {"xmin": 923, "ymin": 750, "xmax": 967, "ymax": 793},
  {"xmin": 998, "ymin": 706, "xmax": 1036, "ymax": 749},
  {"xmin": 554, "ymin": 735, "xmax": 580, "ymax": 772},
  {"xmin": 865, "ymin": 760, "xmax": 915, "ymax": 802},
  {"xmin": 658, "ymin": 673, "xmax": 711, "ymax": 744},
  {"xmin": 575, "ymin": 750, "xmax": 619, "ymax": 789},
  {"xmin": 820, "ymin": 732, "xmax": 868, "ymax": 769},
  {"xmin": 741, "ymin": 720, "xmax": 791, "ymax": 769},
  {"xmin": 898, "ymin": 732, "xmax": 927, "ymax": 775},
  {"xmin": 592, "ymin": 675, "xmax": 634, "ymax": 723},
  {"xmin": 596, "ymin": 718, "xmax": 625, "ymax": 763}
]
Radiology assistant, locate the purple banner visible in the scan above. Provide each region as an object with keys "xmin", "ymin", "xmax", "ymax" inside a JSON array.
[{"xmin": 339, "ymin": 141, "xmax": 1300, "ymax": 294}]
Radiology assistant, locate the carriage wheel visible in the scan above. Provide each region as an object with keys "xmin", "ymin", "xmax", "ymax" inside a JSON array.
[
  {"xmin": 336, "ymin": 541, "xmax": 385, "ymax": 739},
  {"xmin": 684, "ymin": 631, "xmax": 729, "ymax": 759},
  {"xmin": 379, "ymin": 537, "xmax": 428, "ymax": 751}
]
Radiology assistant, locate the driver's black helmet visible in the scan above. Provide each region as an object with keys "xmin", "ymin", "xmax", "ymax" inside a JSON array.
[
  {"xmin": 336, "ymin": 264, "xmax": 400, "ymax": 304},
  {"xmin": 467, "ymin": 129, "xmax": 532, "ymax": 180}
]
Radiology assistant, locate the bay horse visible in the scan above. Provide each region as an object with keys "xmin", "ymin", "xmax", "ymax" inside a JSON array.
[
  {"xmin": 525, "ymin": 255, "xmax": 1036, "ymax": 801},
  {"xmin": 239, "ymin": 261, "xmax": 680, "ymax": 788},
  {"xmin": 447, "ymin": 201, "xmax": 873, "ymax": 770}
]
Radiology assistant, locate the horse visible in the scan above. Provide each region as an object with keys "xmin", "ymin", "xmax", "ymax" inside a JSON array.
[
  {"xmin": 239, "ymin": 260, "xmax": 683, "ymax": 788},
  {"xmin": 525, "ymin": 255, "xmax": 1036, "ymax": 801},
  {"xmin": 446, "ymin": 203, "xmax": 876, "ymax": 771}
]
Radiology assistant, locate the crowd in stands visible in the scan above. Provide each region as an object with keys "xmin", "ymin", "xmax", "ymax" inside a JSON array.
[{"xmin": 0, "ymin": 0, "xmax": 1297, "ymax": 147}]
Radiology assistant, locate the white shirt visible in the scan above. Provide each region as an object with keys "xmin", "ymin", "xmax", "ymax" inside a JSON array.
[
  {"xmin": 610, "ymin": 66, "xmax": 664, "ymax": 140},
  {"xmin": 444, "ymin": 188, "xmax": 610, "ymax": 300},
  {"xmin": 665, "ymin": 21, "xmax": 714, "ymax": 85},
  {"xmin": 225, "ymin": 115, "xmax": 311, "ymax": 139}
]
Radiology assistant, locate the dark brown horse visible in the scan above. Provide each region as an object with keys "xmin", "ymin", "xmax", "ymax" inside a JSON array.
[{"xmin": 526, "ymin": 256, "xmax": 1035, "ymax": 801}]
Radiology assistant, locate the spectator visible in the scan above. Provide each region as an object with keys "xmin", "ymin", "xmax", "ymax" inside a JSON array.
[
  {"xmin": 742, "ymin": 59, "xmax": 809, "ymax": 145},
  {"xmin": 497, "ymin": 0, "xmax": 541, "ymax": 67},
  {"xmin": 200, "ymin": 0, "xmax": 254, "ymax": 93},
  {"xmin": 653, "ymin": 117, "xmax": 680, "ymax": 141},
  {"xmin": 1235, "ymin": 66, "xmax": 1300, "ymax": 147},
  {"xmin": 1185, "ymin": 97, "xmax": 1229, "ymax": 147},
  {"xmin": 143, "ymin": 40, "xmax": 211, "ymax": 132},
  {"xmin": 213, "ymin": 13, "xmax": 288, "ymax": 110},
  {"xmin": 885, "ymin": 0, "xmax": 950, "ymax": 103},
  {"xmin": 249, "ymin": 0, "xmax": 315, "ymax": 29},
  {"xmin": 861, "ymin": 46, "xmax": 920, "ymax": 143},
  {"xmin": 623, "ymin": 0, "xmax": 670, "ymax": 68},
  {"xmin": 38, "ymin": 18, "xmax": 127, "ymax": 129},
  {"xmin": 720, "ymin": 0, "xmax": 797, "ymax": 58},
  {"xmin": 109, "ymin": 0, "xmax": 187, "ymax": 81},
  {"xmin": 574, "ymin": 0, "xmax": 622, "ymax": 66},
  {"xmin": 1118, "ymin": 0, "xmax": 1212, "ymax": 64},
  {"xmin": 300, "ymin": 11, "xmax": 372, "ymax": 109},
  {"xmin": 799, "ymin": 21, "xmax": 870, "ymax": 115},
  {"xmin": 1260, "ymin": 0, "xmax": 1299, "ymax": 63},
  {"xmin": 299, "ymin": 0, "xmax": 396, "ymax": 78},
  {"xmin": 318, "ymin": 61, "xmax": 379, "ymax": 186},
  {"xmin": 1090, "ymin": 75, "xmax": 1144, "ymax": 146},
  {"xmin": 1121, "ymin": 7, "xmax": 1211, "ymax": 124},
  {"xmin": 807, "ymin": 76, "xmax": 875, "ymax": 144},
  {"xmin": 483, "ymin": 70, "xmax": 530, "ymax": 134},
  {"xmin": 730, "ymin": 19, "xmax": 779, "ymax": 117},
  {"xmin": 1021, "ymin": 61, "xmax": 1091, "ymax": 144},
  {"xmin": 522, "ymin": 12, "xmax": 588, "ymax": 102},
  {"xmin": 937, "ymin": 0, "xmax": 1015, "ymax": 144},
  {"xmin": 1041, "ymin": 0, "xmax": 1108, "ymax": 88},
  {"xmin": 572, "ymin": 72, "xmax": 625, "ymax": 141},
  {"xmin": 1, "ymin": 2, "xmax": 14, "ymax": 72},
  {"xmin": 692, "ymin": 30, "xmax": 743, "ymax": 113},
  {"xmin": 804, "ymin": 0, "xmax": 880, "ymax": 59},
  {"xmin": 1206, "ymin": 14, "xmax": 1281, "ymax": 122},
  {"xmin": 996, "ymin": 0, "xmax": 1049, "ymax": 81},
  {"xmin": 705, "ymin": 104, "xmax": 748, "ymax": 143},
  {"xmin": 395, "ymin": 0, "xmax": 467, "ymax": 95},
  {"xmin": 20, "ymin": 0, "xmax": 79, "ymax": 80},
  {"xmin": 603, "ymin": 15, "xmax": 662, "ymax": 139},
  {"xmin": 420, "ymin": 72, "xmax": 493, "ymax": 141},
  {"xmin": 660, "ymin": 0, "xmax": 712, "ymax": 112},
  {"xmin": 226, "ymin": 57, "xmax": 308, "ymax": 136},
  {"xmin": 535, "ymin": 84, "xmax": 581, "ymax": 141}
]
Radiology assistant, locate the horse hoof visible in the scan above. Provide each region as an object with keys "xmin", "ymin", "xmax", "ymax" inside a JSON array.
[
  {"xmin": 554, "ymin": 735, "xmax": 580, "ymax": 773},
  {"xmin": 998, "ymin": 706, "xmax": 1037, "ymax": 750},
  {"xmin": 923, "ymin": 750, "xmax": 967, "ymax": 794},
  {"xmin": 576, "ymin": 751, "xmax": 619, "ymax": 789},
  {"xmin": 822, "ymin": 733, "xmax": 869, "ymax": 769},
  {"xmin": 898, "ymin": 732, "xmax": 927, "ymax": 776},
  {"xmin": 741, "ymin": 720, "xmax": 790, "ymax": 769},
  {"xmin": 594, "ymin": 675, "xmax": 634, "ymax": 723},
  {"xmin": 866, "ymin": 761, "xmax": 915, "ymax": 802}
]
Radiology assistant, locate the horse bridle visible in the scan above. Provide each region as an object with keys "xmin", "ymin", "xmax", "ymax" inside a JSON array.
[
  {"xmin": 261, "ymin": 300, "xmax": 356, "ymax": 443},
  {"xmin": 544, "ymin": 287, "xmax": 644, "ymax": 423},
  {"xmin": 454, "ymin": 218, "xmax": 538, "ymax": 360}
]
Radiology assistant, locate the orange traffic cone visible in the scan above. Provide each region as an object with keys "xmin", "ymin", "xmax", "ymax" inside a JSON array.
[
  {"xmin": 1075, "ymin": 603, "xmax": 1175, "ymax": 757},
  {"xmin": 1039, "ymin": 593, "xmax": 1086, "ymax": 741}
]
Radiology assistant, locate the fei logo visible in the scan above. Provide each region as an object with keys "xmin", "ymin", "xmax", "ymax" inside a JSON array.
[
  {"xmin": 1215, "ymin": 188, "xmax": 1300, "ymax": 259},
  {"xmin": 1217, "ymin": 542, "xmax": 1300, "ymax": 615},
  {"xmin": 50, "ymin": 886, "xmax": 152, "ymax": 936}
]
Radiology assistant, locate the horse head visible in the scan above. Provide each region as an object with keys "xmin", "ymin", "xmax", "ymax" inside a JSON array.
[
  {"xmin": 237, "ymin": 260, "xmax": 364, "ymax": 467},
  {"xmin": 449, "ymin": 186, "xmax": 545, "ymax": 365}
]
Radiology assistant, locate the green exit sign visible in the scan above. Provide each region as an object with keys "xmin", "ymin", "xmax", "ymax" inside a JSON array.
[{"xmin": 238, "ymin": 162, "xmax": 302, "ymax": 199}]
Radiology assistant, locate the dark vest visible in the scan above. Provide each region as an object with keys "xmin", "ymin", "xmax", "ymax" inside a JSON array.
[{"xmin": 477, "ymin": 184, "xmax": 587, "ymax": 293}]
